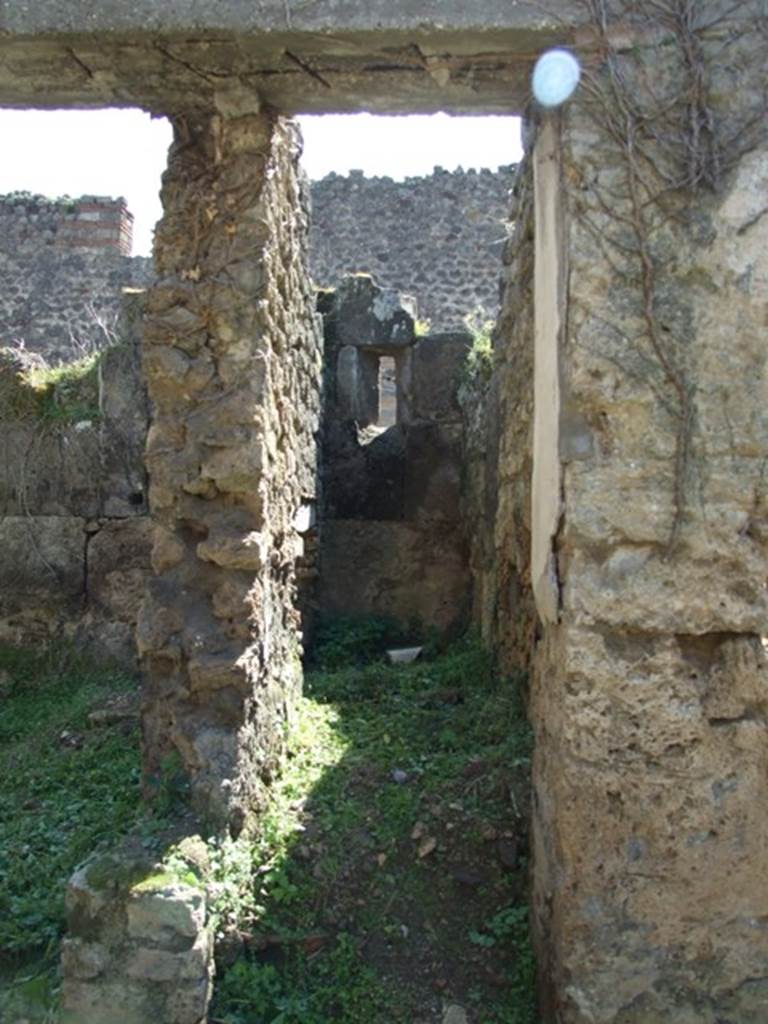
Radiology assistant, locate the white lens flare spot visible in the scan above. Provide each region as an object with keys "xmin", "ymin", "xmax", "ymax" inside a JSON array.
[{"xmin": 532, "ymin": 49, "xmax": 581, "ymax": 108}]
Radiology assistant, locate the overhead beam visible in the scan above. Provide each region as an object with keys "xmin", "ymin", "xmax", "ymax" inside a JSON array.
[{"xmin": 0, "ymin": 2, "xmax": 586, "ymax": 113}]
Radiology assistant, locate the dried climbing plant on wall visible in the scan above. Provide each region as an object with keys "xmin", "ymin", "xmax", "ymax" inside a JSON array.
[{"xmin": 564, "ymin": 0, "xmax": 768, "ymax": 544}]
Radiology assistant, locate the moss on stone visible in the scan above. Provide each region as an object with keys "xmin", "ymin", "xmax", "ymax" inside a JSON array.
[{"xmin": 85, "ymin": 853, "xmax": 153, "ymax": 894}]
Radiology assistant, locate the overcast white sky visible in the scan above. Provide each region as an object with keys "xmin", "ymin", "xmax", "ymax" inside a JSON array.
[{"xmin": 0, "ymin": 109, "xmax": 522, "ymax": 256}]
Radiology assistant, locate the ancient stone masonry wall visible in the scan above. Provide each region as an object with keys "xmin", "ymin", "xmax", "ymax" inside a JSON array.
[
  {"xmin": 316, "ymin": 275, "xmax": 472, "ymax": 635},
  {"xmin": 0, "ymin": 294, "xmax": 151, "ymax": 665},
  {"xmin": 528, "ymin": 9, "xmax": 768, "ymax": 1020},
  {"xmin": 1, "ymin": 164, "xmax": 513, "ymax": 362},
  {"xmin": 309, "ymin": 166, "xmax": 515, "ymax": 330},
  {"xmin": 138, "ymin": 105, "xmax": 323, "ymax": 832},
  {"xmin": 460, "ymin": 152, "xmax": 536, "ymax": 674},
  {"xmin": 0, "ymin": 193, "xmax": 152, "ymax": 363},
  {"xmin": 62, "ymin": 836, "xmax": 214, "ymax": 1024}
]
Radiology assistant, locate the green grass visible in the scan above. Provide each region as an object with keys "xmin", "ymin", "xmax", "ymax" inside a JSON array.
[
  {"xmin": 26, "ymin": 353, "xmax": 102, "ymax": 424},
  {"xmin": 212, "ymin": 633, "xmax": 537, "ymax": 1024},
  {"xmin": 309, "ymin": 613, "xmax": 415, "ymax": 671},
  {"xmin": 0, "ymin": 349, "xmax": 101, "ymax": 425},
  {"xmin": 0, "ymin": 645, "xmax": 141, "ymax": 1019},
  {"xmin": 0, "ymin": 633, "xmax": 538, "ymax": 1024}
]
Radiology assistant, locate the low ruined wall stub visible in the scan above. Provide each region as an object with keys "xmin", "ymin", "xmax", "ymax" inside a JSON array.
[
  {"xmin": 61, "ymin": 838, "xmax": 214, "ymax": 1024},
  {"xmin": 0, "ymin": 514, "xmax": 86, "ymax": 611},
  {"xmin": 530, "ymin": 35, "xmax": 768, "ymax": 1020},
  {"xmin": 139, "ymin": 102, "xmax": 322, "ymax": 830}
]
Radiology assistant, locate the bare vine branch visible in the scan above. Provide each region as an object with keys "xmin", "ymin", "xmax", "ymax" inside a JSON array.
[{"xmin": 566, "ymin": 0, "xmax": 768, "ymax": 546}]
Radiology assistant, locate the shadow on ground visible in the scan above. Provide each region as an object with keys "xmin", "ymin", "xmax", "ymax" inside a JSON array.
[{"xmin": 211, "ymin": 637, "xmax": 537, "ymax": 1024}]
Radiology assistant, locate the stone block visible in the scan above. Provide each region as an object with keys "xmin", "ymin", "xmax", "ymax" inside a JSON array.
[
  {"xmin": 318, "ymin": 519, "xmax": 469, "ymax": 632},
  {"xmin": 199, "ymin": 440, "xmax": 265, "ymax": 494},
  {"xmin": 126, "ymin": 882, "xmax": 205, "ymax": 947},
  {"xmin": 124, "ymin": 947, "xmax": 184, "ymax": 983},
  {"xmin": 336, "ymin": 344, "xmax": 379, "ymax": 424},
  {"xmin": 168, "ymin": 974, "xmax": 214, "ymax": 1024},
  {"xmin": 403, "ymin": 423, "xmax": 463, "ymax": 523},
  {"xmin": 0, "ymin": 421, "xmax": 102, "ymax": 517},
  {"xmin": 86, "ymin": 517, "xmax": 152, "ymax": 623},
  {"xmin": 60, "ymin": 938, "xmax": 110, "ymax": 981},
  {"xmin": 60, "ymin": 978, "xmax": 159, "ymax": 1024},
  {"xmin": 332, "ymin": 274, "xmax": 415, "ymax": 348},
  {"xmin": 197, "ymin": 525, "xmax": 268, "ymax": 570},
  {"xmin": 187, "ymin": 652, "xmax": 249, "ymax": 693},
  {"xmin": 0, "ymin": 515, "xmax": 85, "ymax": 613},
  {"xmin": 409, "ymin": 332, "xmax": 471, "ymax": 423},
  {"xmin": 325, "ymin": 424, "xmax": 406, "ymax": 520},
  {"xmin": 562, "ymin": 456, "xmax": 768, "ymax": 633},
  {"xmin": 80, "ymin": 620, "xmax": 139, "ymax": 669}
]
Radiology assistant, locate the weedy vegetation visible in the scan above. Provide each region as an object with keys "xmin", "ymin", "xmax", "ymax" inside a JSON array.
[
  {"xmin": 211, "ymin": 627, "xmax": 537, "ymax": 1024},
  {"xmin": 0, "ymin": 645, "xmax": 141, "ymax": 1021},
  {"xmin": 0, "ymin": 625, "xmax": 537, "ymax": 1024},
  {"xmin": 462, "ymin": 313, "xmax": 495, "ymax": 386},
  {"xmin": 0, "ymin": 346, "xmax": 102, "ymax": 425}
]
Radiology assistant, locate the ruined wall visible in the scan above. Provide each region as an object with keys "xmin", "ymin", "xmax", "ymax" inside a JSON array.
[
  {"xmin": 0, "ymin": 296, "xmax": 151, "ymax": 665},
  {"xmin": 461, "ymin": 153, "xmax": 536, "ymax": 673},
  {"xmin": 310, "ymin": 166, "xmax": 514, "ymax": 329},
  {"xmin": 62, "ymin": 835, "xmax": 214, "ymax": 1024},
  {"xmin": 1, "ymin": 163, "xmax": 512, "ymax": 365},
  {"xmin": 137, "ymin": 107, "xmax": 323, "ymax": 831},
  {"xmin": 0, "ymin": 193, "xmax": 152, "ymax": 363},
  {"xmin": 527, "ymin": 16, "xmax": 768, "ymax": 1021},
  {"xmin": 317, "ymin": 275, "xmax": 471, "ymax": 635}
]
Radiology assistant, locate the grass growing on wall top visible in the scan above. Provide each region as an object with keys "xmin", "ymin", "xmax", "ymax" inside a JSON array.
[
  {"xmin": 0, "ymin": 347, "xmax": 102, "ymax": 424},
  {"xmin": 23, "ymin": 352, "xmax": 102, "ymax": 424}
]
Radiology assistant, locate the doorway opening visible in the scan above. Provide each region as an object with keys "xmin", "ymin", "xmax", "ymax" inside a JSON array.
[{"xmin": 377, "ymin": 354, "xmax": 397, "ymax": 427}]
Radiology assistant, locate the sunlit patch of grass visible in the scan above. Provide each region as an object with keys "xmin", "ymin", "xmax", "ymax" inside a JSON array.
[{"xmin": 212, "ymin": 633, "xmax": 537, "ymax": 1024}]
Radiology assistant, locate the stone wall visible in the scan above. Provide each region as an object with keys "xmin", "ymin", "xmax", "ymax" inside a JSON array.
[
  {"xmin": 0, "ymin": 295, "xmax": 151, "ymax": 665},
  {"xmin": 2, "ymin": 4, "xmax": 767, "ymax": 1021},
  {"xmin": 1, "ymin": 163, "xmax": 513, "ymax": 365},
  {"xmin": 458, "ymin": 13, "xmax": 768, "ymax": 1019},
  {"xmin": 310, "ymin": 166, "xmax": 514, "ymax": 330},
  {"xmin": 525, "ymin": 23, "xmax": 768, "ymax": 1022},
  {"xmin": 317, "ymin": 275, "xmax": 471, "ymax": 635},
  {"xmin": 137, "ymin": 105, "xmax": 323, "ymax": 832},
  {"xmin": 461, "ymin": 154, "xmax": 536, "ymax": 674},
  {"xmin": 62, "ymin": 836, "xmax": 214, "ymax": 1024},
  {"xmin": 0, "ymin": 193, "xmax": 152, "ymax": 364}
]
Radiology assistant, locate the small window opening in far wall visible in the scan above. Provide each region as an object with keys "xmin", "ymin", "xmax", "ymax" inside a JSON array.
[{"xmin": 377, "ymin": 356, "xmax": 397, "ymax": 427}]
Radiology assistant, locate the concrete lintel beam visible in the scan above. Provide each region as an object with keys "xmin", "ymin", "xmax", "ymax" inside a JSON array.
[{"xmin": 0, "ymin": 2, "xmax": 586, "ymax": 113}]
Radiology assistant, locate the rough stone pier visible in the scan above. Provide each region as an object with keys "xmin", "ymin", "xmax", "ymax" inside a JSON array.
[{"xmin": 1, "ymin": 2, "xmax": 767, "ymax": 1022}]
